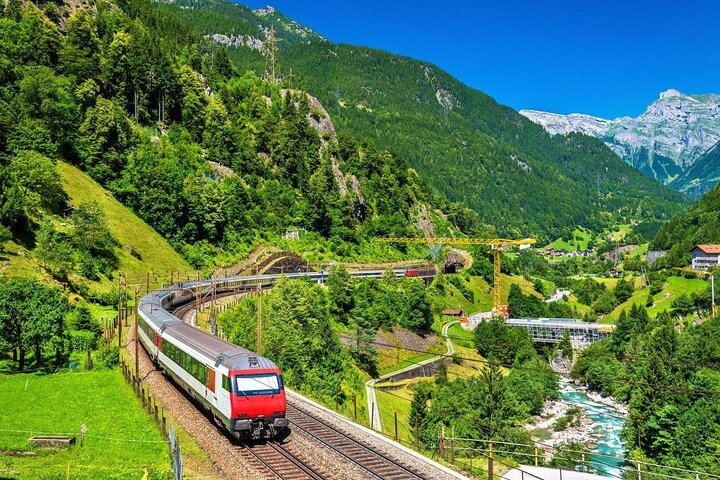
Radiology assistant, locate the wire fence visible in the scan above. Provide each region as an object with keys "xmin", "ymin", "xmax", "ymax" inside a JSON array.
[
  {"xmin": 119, "ymin": 356, "xmax": 181, "ymax": 480},
  {"xmin": 437, "ymin": 434, "xmax": 720, "ymax": 480}
]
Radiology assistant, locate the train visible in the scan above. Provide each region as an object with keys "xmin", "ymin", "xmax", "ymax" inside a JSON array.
[
  {"xmin": 136, "ymin": 278, "xmax": 289, "ymax": 439},
  {"xmin": 135, "ymin": 266, "xmax": 435, "ymax": 439}
]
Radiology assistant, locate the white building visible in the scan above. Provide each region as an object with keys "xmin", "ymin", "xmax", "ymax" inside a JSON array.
[{"xmin": 691, "ymin": 245, "xmax": 720, "ymax": 269}]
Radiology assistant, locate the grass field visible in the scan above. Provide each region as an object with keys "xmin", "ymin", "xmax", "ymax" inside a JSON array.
[
  {"xmin": 602, "ymin": 275, "xmax": 709, "ymax": 323},
  {"xmin": 626, "ymin": 243, "xmax": 649, "ymax": 259},
  {"xmin": 500, "ymin": 274, "xmax": 543, "ymax": 302},
  {"xmin": 0, "ymin": 370, "xmax": 169, "ymax": 479},
  {"xmin": 447, "ymin": 321, "xmax": 475, "ymax": 348},
  {"xmin": 430, "ymin": 274, "xmax": 492, "ymax": 314},
  {"xmin": 58, "ymin": 162, "xmax": 191, "ymax": 289},
  {"xmin": 546, "ymin": 227, "xmax": 593, "ymax": 251},
  {"xmin": 604, "ymin": 224, "xmax": 632, "ymax": 242}
]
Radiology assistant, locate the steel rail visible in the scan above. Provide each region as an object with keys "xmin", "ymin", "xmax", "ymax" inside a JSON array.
[{"xmin": 286, "ymin": 403, "xmax": 430, "ymax": 480}]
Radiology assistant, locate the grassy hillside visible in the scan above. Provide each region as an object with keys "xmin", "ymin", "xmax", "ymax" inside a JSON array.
[
  {"xmin": 58, "ymin": 162, "xmax": 191, "ymax": 284},
  {"xmin": 601, "ymin": 275, "xmax": 709, "ymax": 323},
  {"xmin": 1, "ymin": 163, "xmax": 189, "ymax": 291},
  {"xmin": 0, "ymin": 370, "xmax": 168, "ymax": 479}
]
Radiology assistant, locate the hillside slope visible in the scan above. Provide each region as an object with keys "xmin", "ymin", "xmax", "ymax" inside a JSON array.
[
  {"xmin": 0, "ymin": 162, "xmax": 190, "ymax": 288},
  {"xmin": 155, "ymin": 0, "xmax": 689, "ymax": 241},
  {"xmin": 58, "ymin": 162, "xmax": 192, "ymax": 280},
  {"xmin": 670, "ymin": 141, "xmax": 720, "ymax": 199}
]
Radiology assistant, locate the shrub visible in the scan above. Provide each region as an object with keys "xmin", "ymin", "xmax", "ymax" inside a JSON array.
[{"xmin": 97, "ymin": 344, "xmax": 119, "ymax": 368}]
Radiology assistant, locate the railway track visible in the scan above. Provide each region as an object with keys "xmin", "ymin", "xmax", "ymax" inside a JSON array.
[
  {"xmin": 169, "ymin": 289, "xmax": 250, "ymax": 322},
  {"xmin": 235, "ymin": 441, "xmax": 327, "ymax": 480},
  {"xmin": 286, "ymin": 403, "xmax": 430, "ymax": 480},
  {"xmin": 155, "ymin": 280, "xmax": 451, "ymax": 480}
]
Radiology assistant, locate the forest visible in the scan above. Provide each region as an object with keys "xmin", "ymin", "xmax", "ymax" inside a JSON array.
[
  {"xmin": 652, "ymin": 182, "xmax": 720, "ymax": 267},
  {"xmin": 572, "ymin": 306, "xmax": 720, "ymax": 473},
  {"xmin": 0, "ymin": 0, "xmax": 488, "ymax": 291},
  {"xmin": 153, "ymin": 0, "xmax": 690, "ymax": 242}
]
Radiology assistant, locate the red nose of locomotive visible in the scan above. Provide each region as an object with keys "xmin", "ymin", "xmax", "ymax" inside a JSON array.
[{"xmin": 229, "ymin": 368, "xmax": 287, "ymax": 436}]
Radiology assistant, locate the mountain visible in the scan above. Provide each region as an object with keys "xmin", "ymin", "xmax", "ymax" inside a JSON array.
[
  {"xmin": 670, "ymin": 140, "xmax": 720, "ymax": 199},
  {"xmin": 154, "ymin": 0, "xmax": 689, "ymax": 241},
  {"xmin": 520, "ymin": 89, "xmax": 720, "ymax": 194}
]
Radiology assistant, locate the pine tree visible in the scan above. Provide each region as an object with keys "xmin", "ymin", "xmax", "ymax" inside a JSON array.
[
  {"xmin": 409, "ymin": 382, "xmax": 431, "ymax": 442},
  {"xmin": 435, "ymin": 363, "xmax": 448, "ymax": 386},
  {"xmin": 556, "ymin": 330, "xmax": 573, "ymax": 361}
]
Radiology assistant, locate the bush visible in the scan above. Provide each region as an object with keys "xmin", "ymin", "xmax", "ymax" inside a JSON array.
[
  {"xmin": 97, "ymin": 344, "xmax": 119, "ymax": 368},
  {"xmin": 89, "ymin": 288, "xmax": 119, "ymax": 306},
  {"xmin": 0, "ymin": 225, "xmax": 11, "ymax": 251}
]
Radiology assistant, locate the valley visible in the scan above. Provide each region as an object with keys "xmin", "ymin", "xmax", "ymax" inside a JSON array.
[{"xmin": 0, "ymin": 1, "xmax": 720, "ymax": 480}]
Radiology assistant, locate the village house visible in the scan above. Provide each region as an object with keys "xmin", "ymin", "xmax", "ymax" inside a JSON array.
[{"xmin": 691, "ymin": 245, "xmax": 720, "ymax": 269}]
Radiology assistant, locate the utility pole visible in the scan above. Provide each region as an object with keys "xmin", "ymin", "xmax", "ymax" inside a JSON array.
[
  {"xmin": 257, "ymin": 286, "xmax": 262, "ymax": 353},
  {"xmin": 712, "ymin": 273, "xmax": 716, "ymax": 317},
  {"xmin": 124, "ymin": 278, "xmax": 128, "ymax": 327},
  {"xmin": 134, "ymin": 286, "xmax": 140, "ymax": 379},
  {"xmin": 118, "ymin": 275, "xmax": 123, "ymax": 348}
]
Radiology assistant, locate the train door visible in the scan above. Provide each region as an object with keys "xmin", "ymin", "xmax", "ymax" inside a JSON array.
[
  {"xmin": 217, "ymin": 372, "xmax": 231, "ymax": 420},
  {"xmin": 205, "ymin": 366, "xmax": 217, "ymax": 407}
]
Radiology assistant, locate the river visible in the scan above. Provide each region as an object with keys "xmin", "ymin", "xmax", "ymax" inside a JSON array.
[{"xmin": 559, "ymin": 380, "xmax": 627, "ymax": 477}]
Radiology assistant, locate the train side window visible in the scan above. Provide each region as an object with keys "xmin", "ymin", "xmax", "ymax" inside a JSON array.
[{"xmin": 222, "ymin": 375, "xmax": 230, "ymax": 391}]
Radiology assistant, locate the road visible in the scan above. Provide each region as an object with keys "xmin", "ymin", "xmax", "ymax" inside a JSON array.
[{"xmin": 365, "ymin": 320, "xmax": 458, "ymax": 432}]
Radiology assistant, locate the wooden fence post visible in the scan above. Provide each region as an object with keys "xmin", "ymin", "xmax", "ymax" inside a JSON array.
[
  {"xmin": 394, "ymin": 412, "xmax": 398, "ymax": 441},
  {"xmin": 440, "ymin": 426, "xmax": 445, "ymax": 460}
]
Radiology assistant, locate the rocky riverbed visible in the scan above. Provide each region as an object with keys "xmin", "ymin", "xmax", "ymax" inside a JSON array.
[{"xmin": 526, "ymin": 377, "xmax": 627, "ymax": 476}]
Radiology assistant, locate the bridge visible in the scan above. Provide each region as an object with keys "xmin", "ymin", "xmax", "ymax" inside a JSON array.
[{"xmin": 468, "ymin": 314, "xmax": 614, "ymax": 347}]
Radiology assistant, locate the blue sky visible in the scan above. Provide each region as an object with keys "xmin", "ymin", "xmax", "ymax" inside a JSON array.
[{"xmin": 244, "ymin": 1, "xmax": 720, "ymax": 119}]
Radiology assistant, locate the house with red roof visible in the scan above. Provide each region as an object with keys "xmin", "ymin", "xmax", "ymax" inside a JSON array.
[{"xmin": 691, "ymin": 245, "xmax": 720, "ymax": 269}]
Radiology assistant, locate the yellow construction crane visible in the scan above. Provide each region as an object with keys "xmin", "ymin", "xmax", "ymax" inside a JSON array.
[
  {"xmin": 675, "ymin": 267, "xmax": 716, "ymax": 316},
  {"xmin": 377, "ymin": 237, "xmax": 536, "ymax": 315}
]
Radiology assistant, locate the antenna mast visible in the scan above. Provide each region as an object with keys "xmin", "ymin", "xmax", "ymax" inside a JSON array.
[{"xmin": 264, "ymin": 27, "xmax": 279, "ymax": 83}]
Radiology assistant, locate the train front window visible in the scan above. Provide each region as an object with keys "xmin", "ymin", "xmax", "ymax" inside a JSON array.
[{"xmin": 235, "ymin": 373, "xmax": 281, "ymax": 396}]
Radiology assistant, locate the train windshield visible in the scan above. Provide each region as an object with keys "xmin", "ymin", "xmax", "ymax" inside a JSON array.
[{"xmin": 235, "ymin": 373, "xmax": 281, "ymax": 396}]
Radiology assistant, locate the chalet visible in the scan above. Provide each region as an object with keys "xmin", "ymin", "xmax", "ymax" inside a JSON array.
[
  {"xmin": 606, "ymin": 267, "xmax": 623, "ymax": 278},
  {"xmin": 442, "ymin": 308, "xmax": 464, "ymax": 317},
  {"xmin": 691, "ymin": 245, "xmax": 720, "ymax": 269}
]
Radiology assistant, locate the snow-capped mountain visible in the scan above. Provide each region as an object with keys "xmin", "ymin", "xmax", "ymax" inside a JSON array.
[{"xmin": 520, "ymin": 89, "xmax": 720, "ymax": 191}]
